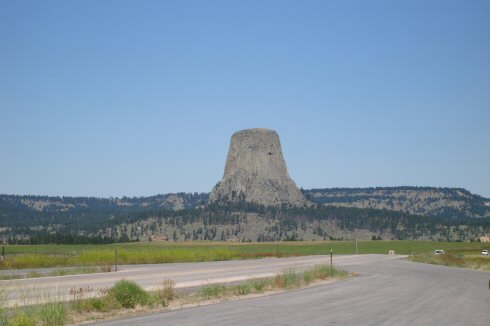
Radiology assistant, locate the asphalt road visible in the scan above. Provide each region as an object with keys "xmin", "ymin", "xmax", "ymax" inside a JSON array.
[
  {"xmin": 89, "ymin": 257, "xmax": 490, "ymax": 326},
  {"xmin": 1, "ymin": 254, "xmax": 394, "ymax": 306}
]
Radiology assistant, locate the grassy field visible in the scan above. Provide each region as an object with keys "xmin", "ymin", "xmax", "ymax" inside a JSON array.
[
  {"xmin": 409, "ymin": 253, "xmax": 490, "ymax": 271},
  {"xmin": 0, "ymin": 241, "xmax": 488, "ymax": 270}
]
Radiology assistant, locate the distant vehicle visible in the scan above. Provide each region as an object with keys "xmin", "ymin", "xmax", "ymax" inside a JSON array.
[
  {"xmin": 434, "ymin": 250, "xmax": 445, "ymax": 255},
  {"xmin": 482, "ymin": 250, "xmax": 488, "ymax": 256}
]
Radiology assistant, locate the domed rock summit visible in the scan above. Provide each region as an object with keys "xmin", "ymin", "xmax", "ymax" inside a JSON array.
[{"xmin": 209, "ymin": 128, "xmax": 309, "ymax": 207}]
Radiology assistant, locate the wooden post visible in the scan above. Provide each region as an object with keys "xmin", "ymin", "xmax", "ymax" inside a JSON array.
[
  {"xmin": 115, "ymin": 249, "xmax": 118, "ymax": 272},
  {"xmin": 355, "ymin": 228, "xmax": 358, "ymax": 255},
  {"xmin": 330, "ymin": 249, "xmax": 333, "ymax": 267}
]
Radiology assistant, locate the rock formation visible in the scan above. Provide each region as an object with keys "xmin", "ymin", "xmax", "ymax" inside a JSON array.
[{"xmin": 209, "ymin": 128, "xmax": 309, "ymax": 207}]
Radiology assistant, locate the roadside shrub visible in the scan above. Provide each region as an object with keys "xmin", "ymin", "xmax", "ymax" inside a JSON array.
[
  {"xmin": 39, "ymin": 302, "xmax": 67, "ymax": 326},
  {"xmin": 154, "ymin": 279, "xmax": 175, "ymax": 306},
  {"xmin": 109, "ymin": 280, "xmax": 150, "ymax": 308}
]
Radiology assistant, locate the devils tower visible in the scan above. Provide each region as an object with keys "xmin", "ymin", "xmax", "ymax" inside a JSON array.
[{"xmin": 209, "ymin": 128, "xmax": 309, "ymax": 207}]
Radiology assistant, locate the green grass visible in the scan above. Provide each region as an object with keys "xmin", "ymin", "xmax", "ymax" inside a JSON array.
[
  {"xmin": 199, "ymin": 264, "xmax": 348, "ymax": 299},
  {"xmin": 199, "ymin": 284, "xmax": 229, "ymax": 298},
  {"xmin": 72, "ymin": 297, "xmax": 117, "ymax": 313},
  {"xmin": 302, "ymin": 265, "xmax": 346, "ymax": 284},
  {"xmin": 8, "ymin": 310, "xmax": 37, "ymax": 326},
  {"xmin": 38, "ymin": 302, "xmax": 67, "ymax": 326},
  {"xmin": 0, "ymin": 300, "xmax": 67, "ymax": 326},
  {"xmin": 0, "ymin": 289, "xmax": 7, "ymax": 326},
  {"xmin": 409, "ymin": 249, "xmax": 490, "ymax": 271},
  {"xmin": 1, "ymin": 241, "xmax": 488, "ymax": 270}
]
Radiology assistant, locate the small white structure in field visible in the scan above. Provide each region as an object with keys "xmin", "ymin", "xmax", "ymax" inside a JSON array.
[{"xmin": 388, "ymin": 250, "xmax": 395, "ymax": 255}]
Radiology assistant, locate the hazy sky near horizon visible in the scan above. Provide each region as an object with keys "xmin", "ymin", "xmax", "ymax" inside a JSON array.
[{"xmin": 1, "ymin": 1, "xmax": 489, "ymax": 198}]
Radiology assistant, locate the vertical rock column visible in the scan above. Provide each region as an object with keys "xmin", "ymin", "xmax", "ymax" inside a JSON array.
[{"xmin": 210, "ymin": 128, "xmax": 309, "ymax": 207}]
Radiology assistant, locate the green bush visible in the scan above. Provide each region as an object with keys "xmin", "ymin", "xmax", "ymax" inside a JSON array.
[{"xmin": 109, "ymin": 280, "xmax": 150, "ymax": 308}]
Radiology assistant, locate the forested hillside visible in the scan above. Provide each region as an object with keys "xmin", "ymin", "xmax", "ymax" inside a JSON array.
[
  {"xmin": 1, "ymin": 188, "xmax": 489, "ymax": 244},
  {"xmin": 305, "ymin": 187, "xmax": 490, "ymax": 218},
  {"xmin": 0, "ymin": 193, "xmax": 209, "ymax": 228}
]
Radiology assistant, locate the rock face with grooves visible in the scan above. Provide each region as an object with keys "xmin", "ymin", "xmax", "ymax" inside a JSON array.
[{"xmin": 210, "ymin": 128, "xmax": 309, "ymax": 207}]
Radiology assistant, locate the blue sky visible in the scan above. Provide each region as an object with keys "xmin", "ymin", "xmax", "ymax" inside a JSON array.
[{"xmin": 1, "ymin": 0, "xmax": 489, "ymax": 197}]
